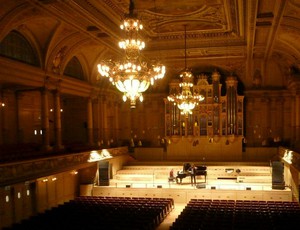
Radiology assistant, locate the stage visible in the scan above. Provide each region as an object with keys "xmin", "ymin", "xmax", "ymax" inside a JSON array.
[{"xmin": 85, "ymin": 163, "xmax": 292, "ymax": 203}]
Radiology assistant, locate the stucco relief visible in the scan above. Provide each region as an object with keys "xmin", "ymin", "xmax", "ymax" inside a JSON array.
[
  {"xmin": 140, "ymin": 4, "xmax": 226, "ymax": 34},
  {"xmin": 52, "ymin": 46, "xmax": 67, "ymax": 74}
]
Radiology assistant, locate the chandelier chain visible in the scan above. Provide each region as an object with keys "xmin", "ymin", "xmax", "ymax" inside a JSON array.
[{"xmin": 167, "ymin": 24, "xmax": 204, "ymax": 116}]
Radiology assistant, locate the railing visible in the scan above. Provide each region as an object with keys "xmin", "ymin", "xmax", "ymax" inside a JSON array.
[{"xmin": 0, "ymin": 146, "xmax": 128, "ymax": 187}]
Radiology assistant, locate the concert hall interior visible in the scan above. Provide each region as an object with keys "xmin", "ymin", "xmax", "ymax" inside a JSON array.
[{"xmin": 1, "ymin": 0, "xmax": 300, "ymax": 229}]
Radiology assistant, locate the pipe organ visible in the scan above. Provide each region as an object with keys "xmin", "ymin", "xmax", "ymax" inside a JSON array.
[{"xmin": 164, "ymin": 71, "xmax": 244, "ymax": 140}]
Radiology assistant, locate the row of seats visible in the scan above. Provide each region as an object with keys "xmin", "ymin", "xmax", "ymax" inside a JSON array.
[
  {"xmin": 170, "ymin": 199, "xmax": 300, "ymax": 230},
  {"xmin": 5, "ymin": 196, "xmax": 174, "ymax": 230},
  {"xmin": 75, "ymin": 196, "xmax": 174, "ymax": 211}
]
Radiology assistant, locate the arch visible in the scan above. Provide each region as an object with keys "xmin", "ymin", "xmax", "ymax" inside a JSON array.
[
  {"xmin": 63, "ymin": 56, "xmax": 84, "ymax": 80},
  {"xmin": 0, "ymin": 30, "xmax": 40, "ymax": 66}
]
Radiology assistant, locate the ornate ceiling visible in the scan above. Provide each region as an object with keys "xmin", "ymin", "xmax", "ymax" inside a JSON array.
[{"xmin": 0, "ymin": 0, "xmax": 300, "ymax": 93}]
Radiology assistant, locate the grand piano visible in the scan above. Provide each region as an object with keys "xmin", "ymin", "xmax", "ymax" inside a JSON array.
[{"xmin": 176, "ymin": 163, "xmax": 207, "ymax": 184}]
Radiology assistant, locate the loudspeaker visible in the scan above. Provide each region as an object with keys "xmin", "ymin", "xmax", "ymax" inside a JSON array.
[
  {"xmin": 272, "ymin": 161, "xmax": 284, "ymax": 183},
  {"xmin": 272, "ymin": 161, "xmax": 285, "ymax": 190},
  {"xmin": 98, "ymin": 162, "xmax": 109, "ymax": 186},
  {"xmin": 157, "ymin": 185, "xmax": 162, "ymax": 188}
]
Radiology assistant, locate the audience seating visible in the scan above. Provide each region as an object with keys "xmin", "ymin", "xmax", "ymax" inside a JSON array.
[
  {"xmin": 170, "ymin": 199, "xmax": 300, "ymax": 230},
  {"xmin": 4, "ymin": 196, "xmax": 174, "ymax": 230},
  {"xmin": 5, "ymin": 197, "xmax": 300, "ymax": 229}
]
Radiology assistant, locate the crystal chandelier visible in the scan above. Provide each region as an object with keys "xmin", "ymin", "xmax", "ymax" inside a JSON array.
[
  {"xmin": 97, "ymin": 0, "xmax": 165, "ymax": 108},
  {"xmin": 167, "ymin": 25, "xmax": 204, "ymax": 116}
]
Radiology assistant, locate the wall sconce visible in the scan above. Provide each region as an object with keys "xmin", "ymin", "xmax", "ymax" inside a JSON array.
[
  {"xmin": 138, "ymin": 140, "xmax": 142, "ymax": 146},
  {"xmin": 274, "ymin": 136, "xmax": 281, "ymax": 143},
  {"xmin": 130, "ymin": 138, "xmax": 135, "ymax": 147},
  {"xmin": 0, "ymin": 90, "xmax": 6, "ymax": 107},
  {"xmin": 71, "ymin": 170, "xmax": 78, "ymax": 175},
  {"xmin": 50, "ymin": 108, "xmax": 63, "ymax": 112},
  {"xmin": 34, "ymin": 130, "xmax": 43, "ymax": 135}
]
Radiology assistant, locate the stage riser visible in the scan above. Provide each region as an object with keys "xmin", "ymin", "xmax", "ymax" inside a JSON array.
[{"xmin": 90, "ymin": 186, "xmax": 292, "ymax": 203}]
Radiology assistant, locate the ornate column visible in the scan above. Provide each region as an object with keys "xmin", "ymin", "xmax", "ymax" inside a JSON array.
[
  {"xmin": 261, "ymin": 96, "xmax": 270, "ymax": 145},
  {"xmin": 287, "ymin": 77, "xmax": 300, "ymax": 148},
  {"xmin": 275, "ymin": 97, "xmax": 284, "ymax": 142},
  {"xmin": 114, "ymin": 101, "xmax": 119, "ymax": 145},
  {"xmin": 295, "ymin": 94, "xmax": 300, "ymax": 143},
  {"xmin": 41, "ymin": 88, "xmax": 51, "ymax": 151},
  {"xmin": 102, "ymin": 96, "xmax": 108, "ymax": 144},
  {"xmin": 245, "ymin": 97, "xmax": 254, "ymax": 146},
  {"xmin": 15, "ymin": 91, "xmax": 21, "ymax": 143},
  {"xmin": 0, "ymin": 110, "xmax": 3, "ymax": 144},
  {"xmin": 87, "ymin": 97, "xmax": 94, "ymax": 146},
  {"xmin": 53, "ymin": 89, "xmax": 63, "ymax": 150},
  {"xmin": 94, "ymin": 97, "xmax": 100, "ymax": 147},
  {"xmin": 97, "ymin": 95, "xmax": 107, "ymax": 145},
  {"xmin": 0, "ymin": 92, "xmax": 5, "ymax": 144}
]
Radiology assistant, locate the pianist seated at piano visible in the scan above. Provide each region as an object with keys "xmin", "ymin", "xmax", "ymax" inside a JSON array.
[
  {"xmin": 168, "ymin": 169, "xmax": 176, "ymax": 182},
  {"xmin": 176, "ymin": 163, "xmax": 207, "ymax": 185}
]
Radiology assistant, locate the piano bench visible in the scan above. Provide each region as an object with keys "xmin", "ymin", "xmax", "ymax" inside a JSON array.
[{"xmin": 168, "ymin": 177, "xmax": 176, "ymax": 182}]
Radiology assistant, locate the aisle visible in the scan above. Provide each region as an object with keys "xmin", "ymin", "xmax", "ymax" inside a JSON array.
[{"xmin": 156, "ymin": 203, "xmax": 186, "ymax": 230}]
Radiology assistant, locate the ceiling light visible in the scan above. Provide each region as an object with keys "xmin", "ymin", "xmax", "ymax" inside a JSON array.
[
  {"xmin": 97, "ymin": 0, "xmax": 165, "ymax": 108},
  {"xmin": 167, "ymin": 25, "xmax": 204, "ymax": 116}
]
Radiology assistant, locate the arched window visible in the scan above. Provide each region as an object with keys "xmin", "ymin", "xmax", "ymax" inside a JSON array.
[
  {"xmin": 64, "ymin": 56, "xmax": 84, "ymax": 80},
  {"xmin": 0, "ymin": 31, "xmax": 39, "ymax": 66}
]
